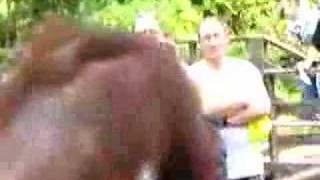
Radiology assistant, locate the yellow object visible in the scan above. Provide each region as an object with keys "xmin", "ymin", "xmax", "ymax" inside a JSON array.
[{"xmin": 247, "ymin": 115, "xmax": 272, "ymax": 144}]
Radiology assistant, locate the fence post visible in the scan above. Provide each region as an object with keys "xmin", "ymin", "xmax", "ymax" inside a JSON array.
[
  {"xmin": 247, "ymin": 37, "xmax": 266, "ymax": 72},
  {"xmin": 188, "ymin": 40, "xmax": 198, "ymax": 65}
]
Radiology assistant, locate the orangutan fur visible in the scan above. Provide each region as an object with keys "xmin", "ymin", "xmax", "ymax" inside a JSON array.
[{"xmin": 0, "ymin": 15, "xmax": 222, "ymax": 180}]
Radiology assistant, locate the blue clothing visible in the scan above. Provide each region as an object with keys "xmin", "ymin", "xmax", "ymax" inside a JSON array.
[
  {"xmin": 298, "ymin": 75, "xmax": 318, "ymax": 100},
  {"xmin": 297, "ymin": 73, "xmax": 320, "ymax": 120}
]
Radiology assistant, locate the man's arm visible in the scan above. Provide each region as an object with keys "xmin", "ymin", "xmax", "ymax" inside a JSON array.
[
  {"xmin": 227, "ymin": 64, "xmax": 271, "ymax": 125},
  {"xmin": 297, "ymin": 60, "xmax": 313, "ymax": 85}
]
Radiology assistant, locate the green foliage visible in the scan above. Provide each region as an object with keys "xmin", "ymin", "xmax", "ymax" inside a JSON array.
[
  {"xmin": 91, "ymin": 0, "xmax": 202, "ymax": 38},
  {"xmin": 199, "ymin": 0, "xmax": 277, "ymax": 35},
  {"xmin": 0, "ymin": 0, "xmax": 283, "ymax": 44},
  {"xmin": 0, "ymin": 48, "xmax": 7, "ymax": 62},
  {"xmin": 0, "ymin": 0, "xmax": 85, "ymax": 45},
  {"xmin": 226, "ymin": 41, "xmax": 248, "ymax": 59},
  {"xmin": 274, "ymin": 75, "xmax": 302, "ymax": 103},
  {"xmin": 157, "ymin": 0, "xmax": 201, "ymax": 38},
  {"xmin": 0, "ymin": 48, "xmax": 9, "ymax": 71}
]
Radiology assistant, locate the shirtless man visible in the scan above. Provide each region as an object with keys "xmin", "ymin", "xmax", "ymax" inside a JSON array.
[{"xmin": 188, "ymin": 17, "xmax": 271, "ymax": 180}]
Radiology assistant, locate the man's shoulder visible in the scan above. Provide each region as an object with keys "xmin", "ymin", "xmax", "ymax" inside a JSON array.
[
  {"xmin": 186, "ymin": 60, "xmax": 211, "ymax": 82},
  {"xmin": 224, "ymin": 57, "xmax": 260, "ymax": 73},
  {"xmin": 188, "ymin": 60, "xmax": 208, "ymax": 72},
  {"xmin": 190, "ymin": 60, "xmax": 206, "ymax": 67},
  {"xmin": 224, "ymin": 56, "xmax": 251, "ymax": 65}
]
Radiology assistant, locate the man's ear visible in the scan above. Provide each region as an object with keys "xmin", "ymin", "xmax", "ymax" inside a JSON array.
[
  {"xmin": 224, "ymin": 28, "xmax": 230, "ymax": 43},
  {"xmin": 224, "ymin": 28, "xmax": 230, "ymax": 37}
]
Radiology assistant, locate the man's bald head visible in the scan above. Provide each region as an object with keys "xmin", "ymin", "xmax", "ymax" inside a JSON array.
[
  {"xmin": 198, "ymin": 17, "xmax": 229, "ymax": 65},
  {"xmin": 198, "ymin": 17, "xmax": 227, "ymax": 39}
]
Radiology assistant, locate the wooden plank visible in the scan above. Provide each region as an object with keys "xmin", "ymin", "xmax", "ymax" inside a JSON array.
[
  {"xmin": 264, "ymin": 35, "xmax": 307, "ymax": 60},
  {"xmin": 175, "ymin": 36, "xmax": 197, "ymax": 44},
  {"xmin": 276, "ymin": 145, "xmax": 320, "ymax": 165},
  {"xmin": 189, "ymin": 41, "xmax": 198, "ymax": 63},
  {"xmin": 269, "ymin": 159, "xmax": 320, "ymax": 165},
  {"xmin": 280, "ymin": 167, "xmax": 320, "ymax": 180},
  {"xmin": 264, "ymin": 67, "xmax": 320, "ymax": 75},
  {"xmin": 272, "ymin": 121, "xmax": 320, "ymax": 127},
  {"xmin": 264, "ymin": 74, "xmax": 276, "ymax": 99},
  {"xmin": 272, "ymin": 99, "xmax": 320, "ymax": 108},
  {"xmin": 265, "ymin": 163, "xmax": 320, "ymax": 180},
  {"xmin": 271, "ymin": 124, "xmax": 279, "ymax": 162},
  {"xmin": 264, "ymin": 68, "xmax": 297, "ymax": 74},
  {"xmin": 232, "ymin": 34, "xmax": 308, "ymax": 60},
  {"xmin": 247, "ymin": 38, "xmax": 265, "ymax": 72}
]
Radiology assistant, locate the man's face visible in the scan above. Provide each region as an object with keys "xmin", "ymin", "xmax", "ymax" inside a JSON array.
[{"xmin": 199, "ymin": 20, "xmax": 229, "ymax": 62}]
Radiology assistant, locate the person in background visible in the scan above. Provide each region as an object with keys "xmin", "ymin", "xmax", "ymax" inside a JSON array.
[
  {"xmin": 133, "ymin": 12, "xmax": 175, "ymax": 46},
  {"xmin": 188, "ymin": 16, "xmax": 271, "ymax": 180},
  {"xmin": 296, "ymin": 59, "xmax": 320, "ymax": 120},
  {"xmin": 297, "ymin": 59, "xmax": 319, "ymax": 100},
  {"xmin": 133, "ymin": 12, "xmax": 189, "ymax": 69}
]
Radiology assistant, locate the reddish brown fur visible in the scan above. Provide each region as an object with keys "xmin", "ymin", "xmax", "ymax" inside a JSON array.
[{"xmin": 0, "ymin": 16, "xmax": 221, "ymax": 180}]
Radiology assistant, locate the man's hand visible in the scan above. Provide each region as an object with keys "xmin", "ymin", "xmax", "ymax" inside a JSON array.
[
  {"xmin": 297, "ymin": 60, "xmax": 313, "ymax": 85},
  {"xmin": 212, "ymin": 102, "xmax": 248, "ymax": 120}
]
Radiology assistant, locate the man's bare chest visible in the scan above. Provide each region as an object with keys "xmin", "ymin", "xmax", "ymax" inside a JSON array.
[{"xmin": 195, "ymin": 70, "xmax": 250, "ymax": 112}]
